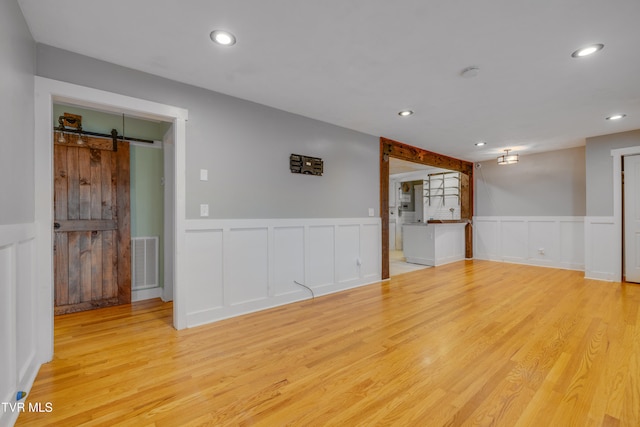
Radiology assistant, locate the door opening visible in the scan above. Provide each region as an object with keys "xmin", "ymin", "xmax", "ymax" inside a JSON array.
[
  {"xmin": 380, "ymin": 137, "xmax": 475, "ymax": 279},
  {"xmin": 35, "ymin": 77, "xmax": 188, "ymax": 364},
  {"xmin": 387, "ymin": 158, "xmax": 464, "ymax": 276}
]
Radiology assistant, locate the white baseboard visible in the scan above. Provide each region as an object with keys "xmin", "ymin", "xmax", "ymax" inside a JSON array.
[
  {"xmin": 405, "ymin": 256, "xmax": 434, "ymax": 265},
  {"xmin": 132, "ymin": 287, "xmax": 164, "ymax": 302}
]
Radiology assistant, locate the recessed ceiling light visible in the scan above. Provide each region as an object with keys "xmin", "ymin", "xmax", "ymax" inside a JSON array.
[
  {"xmin": 210, "ymin": 30, "xmax": 236, "ymax": 46},
  {"xmin": 398, "ymin": 110, "xmax": 414, "ymax": 117},
  {"xmin": 606, "ymin": 114, "xmax": 626, "ymax": 120},
  {"xmin": 475, "ymin": 141, "xmax": 487, "ymax": 147},
  {"xmin": 571, "ymin": 43, "xmax": 604, "ymax": 58}
]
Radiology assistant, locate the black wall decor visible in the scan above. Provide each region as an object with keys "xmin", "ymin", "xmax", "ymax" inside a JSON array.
[{"xmin": 290, "ymin": 154, "xmax": 323, "ymax": 176}]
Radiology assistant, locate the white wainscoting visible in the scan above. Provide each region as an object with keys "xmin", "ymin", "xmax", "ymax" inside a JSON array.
[
  {"xmin": 584, "ymin": 216, "xmax": 617, "ymax": 281},
  {"xmin": 0, "ymin": 223, "xmax": 40, "ymax": 427},
  {"xmin": 473, "ymin": 217, "xmax": 584, "ymax": 271},
  {"xmin": 183, "ymin": 218, "xmax": 381, "ymax": 327}
]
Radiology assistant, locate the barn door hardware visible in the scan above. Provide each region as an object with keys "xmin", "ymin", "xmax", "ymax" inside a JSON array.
[{"xmin": 53, "ymin": 112, "xmax": 155, "ymax": 151}]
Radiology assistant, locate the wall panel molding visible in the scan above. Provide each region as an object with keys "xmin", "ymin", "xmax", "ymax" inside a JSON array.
[
  {"xmin": 584, "ymin": 216, "xmax": 617, "ymax": 281},
  {"xmin": 474, "ymin": 216, "xmax": 585, "ymax": 272},
  {"xmin": 184, "ymin": 218, "xmax": 381, "ymax": 327},
  {"xmin": 0, "ymin": 223, "xmax": 39, "ymax": 427}
]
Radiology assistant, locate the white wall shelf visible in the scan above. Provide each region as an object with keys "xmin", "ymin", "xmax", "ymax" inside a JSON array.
[{"xmin": 425, "ymin": 172, "xmax": 460, "ymax": 206}]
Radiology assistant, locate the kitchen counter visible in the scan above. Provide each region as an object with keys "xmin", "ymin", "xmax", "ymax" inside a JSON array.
[
  {"xmin": 427, "ymin": 219, "xmax": 470, "ymax": 224},
  {"xmin": 403, "ymin": 222, "xmax": 466, "ymax": 266}
]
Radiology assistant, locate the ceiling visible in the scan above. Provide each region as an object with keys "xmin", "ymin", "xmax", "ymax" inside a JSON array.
[{"xmin": 19, "ymin": 0, "xmax": 640, "ymax": 162}]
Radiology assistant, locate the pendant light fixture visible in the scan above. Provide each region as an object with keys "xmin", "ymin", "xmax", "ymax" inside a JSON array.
[
  {"xmin": 56, "ymin": 116, "xmax": 67, "ymax": 143},
  {"xmin": 56, "ymin": 114, "xmax": 85, "ymax": 145},
  {"xmin": 497, "ymin": 149, "xmax": 518, "ymax": 165},
  {"xmin": 76, "ymin": 126, "xmax": 86, "ymax": 145}
]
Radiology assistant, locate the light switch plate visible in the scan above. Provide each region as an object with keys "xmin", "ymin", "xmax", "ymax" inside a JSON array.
[
  {"xmin": 200, "ymin": 169, "xmax": 208, "ymax": 181},
  {"xmin": 368, "ymin": 208, "xmax": 375, "ymax": 217},
  {"xmin": 200, "ymin": 204, "xmax": 209, "ymax": 217}
]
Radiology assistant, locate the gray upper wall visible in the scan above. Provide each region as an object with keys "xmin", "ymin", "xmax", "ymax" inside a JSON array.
[
  {"xmin": 475, "ymin": 146, "xmax": 586, "ymax": 216},
  {"xmin": 586, "ymin": 129, "xmax": 640, "ymax": 216},
  {"xmin": 36, "ymin": 44, "xmax": 379, "ymax": 219},
  {"xmin": 0, "ymin": 0, "xmax": 35, "ymax": 225}
]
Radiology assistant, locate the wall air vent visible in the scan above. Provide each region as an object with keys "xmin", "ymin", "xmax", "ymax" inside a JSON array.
[{"xmin": 290, "ymin": 154, "xmax": 323, "ymax": 176}]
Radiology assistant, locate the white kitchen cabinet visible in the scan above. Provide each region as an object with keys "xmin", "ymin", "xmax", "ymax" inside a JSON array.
[{"xmin": 402, "ymin": 222, "xmax": 466, "ymax": 266}]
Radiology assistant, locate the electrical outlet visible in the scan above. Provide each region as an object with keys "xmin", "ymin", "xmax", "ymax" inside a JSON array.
[
  {"xmin": 200, "ymin": 204, "xmax": 209, "ymax": 217},
  {"xmin": 200, "ymin": 169, "xmax": 208, "ymax": 181},
  {"xmin": 538, "ymin": 248, "xmax": 545, "ymax": 255}
]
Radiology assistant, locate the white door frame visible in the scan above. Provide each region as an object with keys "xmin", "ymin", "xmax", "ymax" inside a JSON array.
[
  {"xmin": 162, "ymin": 126, "xmax": 175, "ymax": 302},
  {"xmin": 611, "ymin": 145, "xmax": 640, "ymax": 282},
  {"xmin": 623, "ymin": 154, "xmax": 640, "ymax": 282},
  {"xmin": 34, "ymin": 77, "xmax": 188, "ymax": 364}
]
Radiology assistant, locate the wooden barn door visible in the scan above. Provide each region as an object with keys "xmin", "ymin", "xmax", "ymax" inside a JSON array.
[{"xmin": 54, "ymin": 136, "xmax": 131, "ymax": 314}]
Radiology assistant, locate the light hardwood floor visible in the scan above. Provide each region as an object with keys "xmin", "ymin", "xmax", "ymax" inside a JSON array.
[{"xmin": 17, "ymin": 261, "xmax": 640, "ymax": 426}]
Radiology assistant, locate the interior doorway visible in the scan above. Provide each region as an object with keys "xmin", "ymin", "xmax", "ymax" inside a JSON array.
[
  {"xmin": 380, "ymin": 137, "xmax": 475, "ymax": 279},
  {"xmin": 35, "ymin": 78, "xmax": 188, "ymax": 364},
  {"xmin": 388, "ymin": 158, "xmax": 464, "ymax": 276}
]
